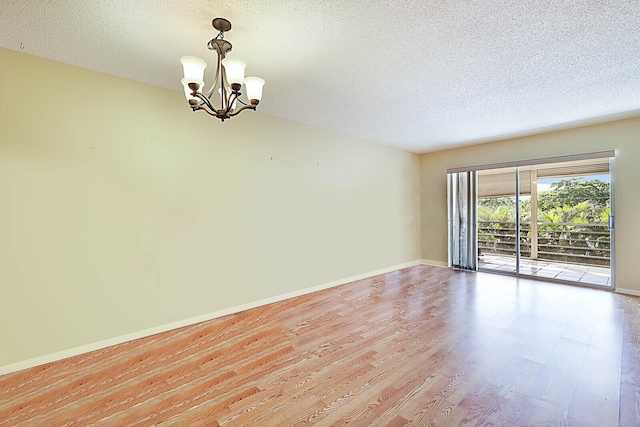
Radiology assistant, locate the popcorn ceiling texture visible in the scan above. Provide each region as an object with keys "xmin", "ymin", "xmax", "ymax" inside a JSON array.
[{"xmin": 1, "ymin": 0, "xmax": 639, "ymax": 152}]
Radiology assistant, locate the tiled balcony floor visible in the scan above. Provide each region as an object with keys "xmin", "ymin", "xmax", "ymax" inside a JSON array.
[{"xmin": 478, "ymin": 254, "xmax": 611, "ymax": 287}]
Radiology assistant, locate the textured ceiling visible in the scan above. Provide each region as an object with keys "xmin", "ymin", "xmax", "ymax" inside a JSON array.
[{"xmin": 1, "ymin": 0, "xmax": 639, "ymax": 153}]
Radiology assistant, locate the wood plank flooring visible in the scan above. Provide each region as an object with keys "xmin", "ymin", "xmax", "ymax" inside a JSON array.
[{"xmin": 1, "ymin": 265, "xmax": 639, "ymax": 426}]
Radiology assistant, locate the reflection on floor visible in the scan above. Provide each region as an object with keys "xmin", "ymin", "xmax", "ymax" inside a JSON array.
[{"xmin": 478, "ymin": 254, "xmax": 611, "ymax": 287}]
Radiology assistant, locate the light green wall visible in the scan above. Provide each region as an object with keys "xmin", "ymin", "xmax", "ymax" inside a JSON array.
[
  {"xmin": 0, "ymin": 48, "xmax": 421, "ymax": 366},
  {"xmin": 420, "ymin": 117, "xmax": 640, "ymax": 291}
]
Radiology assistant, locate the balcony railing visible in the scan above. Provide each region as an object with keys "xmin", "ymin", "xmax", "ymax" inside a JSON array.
[{"xmin": 478, "ymin": 220, "xmax": 610, "ymax": 266}]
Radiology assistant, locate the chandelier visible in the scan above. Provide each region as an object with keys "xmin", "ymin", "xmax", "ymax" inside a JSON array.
[{"xmin": 180, "ymin": 17, "xmax": 265, "ymax": 122}]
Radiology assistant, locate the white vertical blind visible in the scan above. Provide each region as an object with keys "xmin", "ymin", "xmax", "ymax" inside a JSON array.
[{"xmin": 448, "ymin": 171, "xmax": 478, "ymax": 270}]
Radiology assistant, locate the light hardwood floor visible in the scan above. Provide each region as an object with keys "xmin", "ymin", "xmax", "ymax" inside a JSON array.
[{"xmin": 1, "ymin": 265, "xmax": 639, "ymax": 426}]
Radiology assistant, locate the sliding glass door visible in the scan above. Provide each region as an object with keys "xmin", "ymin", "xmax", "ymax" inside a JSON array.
[
  {"xmin": 476, "ymin": 167, "xmax": 519, "ymax": 274},
  {"xmin": 448, "ymin": 153, "xmax": 615, "ymax": 289}
]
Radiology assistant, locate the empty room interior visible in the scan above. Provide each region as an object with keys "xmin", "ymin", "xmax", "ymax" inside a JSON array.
[{"xmin": 1, "ymin": 1, "xmax": 640, "ymax": 426}]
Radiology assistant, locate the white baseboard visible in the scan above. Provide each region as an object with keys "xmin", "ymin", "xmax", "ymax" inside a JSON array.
[
  {"xmin": 614, "ymin": 287, "xmax": 640, "ymax": 297},
  {"xmin": 0, "ymin": 259, "xmax": 428, "ymax": 376},
  {"xmin": 419, "ymin": 259, "xmax": 449, "ymax": 268}
]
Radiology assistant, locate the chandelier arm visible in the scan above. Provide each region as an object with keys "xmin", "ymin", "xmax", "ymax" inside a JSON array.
[
  {"xmin": 228, "ymin": 104, "xmax": 257, "ymax": 117},
  {"xmin": 195, "ymin": 92, "xmax": 211, "ymax": 108},
  {"xmin": 193, "ymin": 92, "xmax": 215, "ymax": 111},
  {"xmin": 225, "ymin": 91, "xmax": 241, "ymax": 115},
  {"xmin": 192, "ymin": 105, "xmax": 220, "ymax": 117},
  {"xmin": 206, "ymin": 51, "xmax": 222, "ymax": 99},
  {"xmin": 220, "ymin": 65, "xmax": 229, "ymax": 111}
]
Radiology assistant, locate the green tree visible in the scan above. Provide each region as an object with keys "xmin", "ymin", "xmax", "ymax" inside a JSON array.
[{"xmin": 538, "ymin": 178, "xmax": 609, "ymax": 219}]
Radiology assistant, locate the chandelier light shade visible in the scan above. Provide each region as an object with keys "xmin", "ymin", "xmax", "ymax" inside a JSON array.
[
  {"xmin": 180, "ymin": 56, "xmax": 207, "ymax": 85},
  {"xmin": 220, "ymin": 57, "xmax": 246, "ymax": 87},
  {"xmin": 180, "ymin": 17, "xmax": 264, "ymax": 122},
  {"xmin": 244, "ymin": 77, "xmax": 265, "ymax": 103}
]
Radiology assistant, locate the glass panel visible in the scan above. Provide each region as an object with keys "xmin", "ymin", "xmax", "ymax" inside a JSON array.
[
  {"xmin": 518, "ymin": 168, "xmax": 535, "ymax": 275},
  {"xmin": 528, "ymin": 163, "xmax": 611, "ymax": 287},
  {"xmin": 477, "ymin": 167, "xmax": 517, "ymax": 274}
]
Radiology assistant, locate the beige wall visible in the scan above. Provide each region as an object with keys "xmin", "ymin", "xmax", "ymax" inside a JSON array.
[
  {"xmin": 420, "ymin": 117, "xmax": 640, "ymax": 291},
  {"xmin": 0, "ymin": 48, "xmax": 421, "ymax": 367}
]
